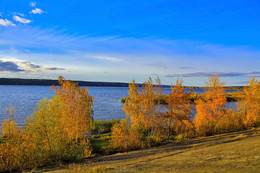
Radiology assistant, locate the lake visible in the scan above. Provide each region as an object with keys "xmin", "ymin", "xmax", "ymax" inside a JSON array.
[{"xmin": 0, "ymin": 85, "xmax": 236, "ymax": 126}]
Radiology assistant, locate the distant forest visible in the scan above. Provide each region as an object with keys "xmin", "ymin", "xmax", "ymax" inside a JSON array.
[
  {"xmin": 0, "ymin": 78, "xmax": 244, "ymax": 89},
  {"xmin": 0, "ymin": 78, "xmax": 130, "ymax": 87}
]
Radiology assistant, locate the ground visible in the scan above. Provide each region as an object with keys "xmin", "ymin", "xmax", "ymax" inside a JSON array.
[{"xmin": 43, "ymin": 128, "xmax": 260, "ymax": 173}]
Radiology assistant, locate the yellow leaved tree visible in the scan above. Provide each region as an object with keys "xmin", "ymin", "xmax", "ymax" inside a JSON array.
[
  {"xmin": 165, "ymin": 79, "xmax": 195, "ymax": 140},
  {"xmin": 110, "ymin": 77, "xmax": 164, "ymax": 150},
  {"xmin": 21, "ymin": 76, "xmax": 94, "ymax": 167},
  {"xmin": 194, "ymin": 74, "xmax": 227, "ymax": 136},
  {"xmin": 241, "ymin": 77, "xmax": 260, "ymax": 127}
]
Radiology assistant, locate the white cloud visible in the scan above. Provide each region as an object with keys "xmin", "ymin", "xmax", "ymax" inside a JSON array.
[
  {"xmin": 0, "ymin": 19, "xmax": 15, "ymax": 26},
  {"xmin": 29, "ymin": 2, "xmax": 36, "ymax": 7},
  {"xmin": 30, "ymin": 8, "xmax": 44, "ymax": 14},
  {"xmin": 13, "ymin": 16, "xmax": 32, "ymax": 24}
]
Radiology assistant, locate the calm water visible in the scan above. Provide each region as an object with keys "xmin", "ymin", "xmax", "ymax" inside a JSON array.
[{"xmin": 2, "ymin": 85, "xmax": 235, "ymax": 126}]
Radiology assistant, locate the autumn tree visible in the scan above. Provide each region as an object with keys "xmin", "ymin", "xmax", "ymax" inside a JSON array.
[
  {"xmin": 165, "ymin": 79, "xmax": 195, "ymax": 140},
  {"xmin": 22, "ymin": 76, "xmax": 94, "ymax": 166},
  {"xmin": 139, "ymin": 77, "xmax": 157, "ymax": 133},
  {"xmin": 52, "ymin": 76, "xmax": 94, "ymax": 141},
  {"xmin": 122, "ymin": 80, "xmax": 141, "ymax": 125},
  {"xmin": 111, "ymin": 77, "xmax": 165, "ymax": 150},
  {"xmin": 241, "ymin": 77, "xmax": 260, "ymax": 127},
  {"xmin": 194, "ymin": 74, "xmax": 227, "ymax": 136},
  {"xmin": 122, "ymin": 78, "xmax": 157, "ymax": 145},
  {"xmin": 111, "ymin": 80, "xmax": 147, "ymax": 150}
]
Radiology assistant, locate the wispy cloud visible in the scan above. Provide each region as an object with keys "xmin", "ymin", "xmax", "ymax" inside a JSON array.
[
  {"xmin": 44, "ymin": 67, "xmax": 65, "ymax": 71},
  {"xmin": 92, "ymin": 56, "xmax": 124, "ymax": 63},
  {"xmin": 0, "ymin": 12, "xmax": 3, "ymax": 17},
  {"xmin": 19, "ymin": 60, "xmax": 41, "ymax": 72},
  {"xmin": 13, "ymin": 12, "xmax": 25, "ymax": 17},
  {"xmin": 180, "ymin": 66, "xmax": 192, "ymax": 69},
  {"xmin": 29, "ymin": 2, "xmax": 36, "ymax": 7},
  {"xmin": 0, "ymin": 19, "xmax": 15, "ymax": 26},
  {"xmin": 30, "ymin": 8, "xmax": 44, "ymax": 14},
  {"xmin": 13, "ymin": 16, "xmax": 32, "ymax": 24},
  {"xmin": 165, "ymin": 72, "xmax": 260, "ymax": 78}
]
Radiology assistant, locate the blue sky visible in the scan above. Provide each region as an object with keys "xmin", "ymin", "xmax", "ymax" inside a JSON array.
[{"xmin": 0, "ymin": 0, "xmax": 259, "ymax": 86}]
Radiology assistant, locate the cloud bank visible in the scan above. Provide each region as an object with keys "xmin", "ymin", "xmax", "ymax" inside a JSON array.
[
  {"xmin": 0, "ymin": 60, "xmax": 24, "ymax": 72},
  {"xmin": 0, "ymin": 58, "xmax": 65, "ymax": 72}
]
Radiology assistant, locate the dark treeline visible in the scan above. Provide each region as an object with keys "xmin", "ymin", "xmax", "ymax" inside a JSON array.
[
  {"xmin": 0, "ymin": 78, "xmax": 244, "ymax": 89},
  {"xmin": 0, "ymin": 78, "xmax": 130, "ymax": 87}
]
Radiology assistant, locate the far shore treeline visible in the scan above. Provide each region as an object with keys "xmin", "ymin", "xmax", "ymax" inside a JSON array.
[
  {"xmin": 0, "ymin": 74, "xmax": 259, "ymax": 172},
  {"xmin": 0, "ymin": 77, "xmax": 244, "ymax": 90},
  {"xmin": 0, "ymin": 78, "xmax": 130, "ymax": 87}
]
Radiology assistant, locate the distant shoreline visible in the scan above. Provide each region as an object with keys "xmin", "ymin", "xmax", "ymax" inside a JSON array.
[
  {"xmin": 0, "ymin": 78, "xmax": 131, "ymax": 87},
  {"xmin": 0, "ymin": 78, "xmax": 244, "ymax": 89}
]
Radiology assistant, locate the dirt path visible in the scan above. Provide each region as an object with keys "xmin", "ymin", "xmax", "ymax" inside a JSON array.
[{"xmin": 47, "ymin": 128, "xmax": 260, "ymax": 173}]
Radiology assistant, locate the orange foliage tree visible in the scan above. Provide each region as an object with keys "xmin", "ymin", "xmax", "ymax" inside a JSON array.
[
  {"xmin": 165, "ymin": 79, "xmax": 195, "ymax": 140},
  {"xmin": 122, "ymin": 80, "xmax": 141, "ymax": 125},
  {"xmin": 53, "ymin": 76, "xmax": 94, "ymax": 141},
  {"xmin": 241, "ymin": 77, "xmax": 260, "ymax": 127},
  {"xmin": 123, "ymin": 78, "xmax": 157, "ymax": 129},
  {"xmin": 194, "ymin": 74, "xmax": 227, "ymax": 136},
  {"xmin": 21, "ymin": 76, "xmax": 94, "ymax": 166},
  {"xmin": 138, "ymin": 77, "xmax": 157, "ymax": 140},
  {"xmin": 111, "ymin": 77, "xmax": 164, "ymax": 150}
]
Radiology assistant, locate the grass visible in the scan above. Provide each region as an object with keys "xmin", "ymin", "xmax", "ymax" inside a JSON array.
[
  {"xmin": 90, "ymin": 133, "xmax": 111, "ymax": 156},
  {"xmin": 45, "ymin": 128, "xmax": 260, "ymax": 173}
]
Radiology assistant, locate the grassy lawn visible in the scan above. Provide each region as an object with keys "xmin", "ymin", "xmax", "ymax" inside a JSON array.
[{"xmin": 45, "ymin": 128, "xmax": 260, "ymax": 173}]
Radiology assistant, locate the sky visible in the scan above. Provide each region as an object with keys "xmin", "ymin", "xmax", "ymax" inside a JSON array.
[{"xmin": 0, "ymin": 0, "xmax": 259, "ymax": 86}]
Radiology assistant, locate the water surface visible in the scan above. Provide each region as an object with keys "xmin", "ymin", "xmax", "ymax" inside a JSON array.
[{"xmin": 1, "ymin": 85, "xmax": 225, "ymax": 126}]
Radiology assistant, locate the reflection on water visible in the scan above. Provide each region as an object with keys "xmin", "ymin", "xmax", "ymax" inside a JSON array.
[{"xmin": 0, "ymin": 86, "xmax": 236, "ymax": 126}]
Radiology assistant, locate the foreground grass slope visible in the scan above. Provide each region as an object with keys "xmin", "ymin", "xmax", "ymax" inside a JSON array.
[{"xmin": 47, "ymin": 128, "xmax": 260, "ymax": 173}]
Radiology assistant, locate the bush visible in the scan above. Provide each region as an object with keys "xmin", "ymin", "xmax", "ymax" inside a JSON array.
[{"xmin": 109, "ymin": 120, "xmax": 145, "ymax": 152}]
